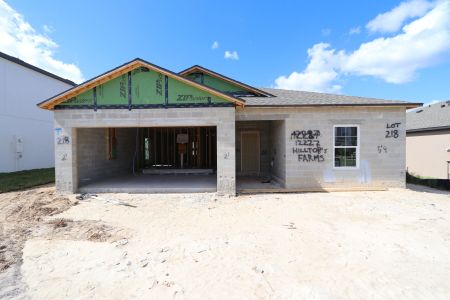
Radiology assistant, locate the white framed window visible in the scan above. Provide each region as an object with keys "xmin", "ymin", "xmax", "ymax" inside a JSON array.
[{"xmin": 333, "ymin": 125, "xmax": 359, "ymax": 168}]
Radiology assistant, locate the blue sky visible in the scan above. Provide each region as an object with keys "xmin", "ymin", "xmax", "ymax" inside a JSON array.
[{"xmin": 1, "ymin": 0, "xmax": 450, "ymax": 104}]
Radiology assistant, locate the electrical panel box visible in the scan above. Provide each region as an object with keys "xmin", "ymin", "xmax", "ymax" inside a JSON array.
[
  {"xmin": 15, "ymin": 136, "xmax": 23, "ymax": 153},
  {"xmin": 176, "ymin": 133, "xmax": 188, "ymax": 144}
]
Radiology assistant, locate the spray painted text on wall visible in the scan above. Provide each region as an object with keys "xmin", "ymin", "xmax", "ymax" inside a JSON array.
[{"xmin": 290, "ymin": 130, "xmax": 328, "ymax": 163}]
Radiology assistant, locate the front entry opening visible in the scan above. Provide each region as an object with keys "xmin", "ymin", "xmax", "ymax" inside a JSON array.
[
  {"xmin": 76, "ymin": 126, "xmax": 217, "ymax": 193},
  {"xmin": 236, "ymin": 120, "xmax": 285, "ymax": 192}
]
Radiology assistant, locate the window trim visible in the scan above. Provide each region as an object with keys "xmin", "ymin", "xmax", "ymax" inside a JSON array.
[{"xmin": 333, "ymin": 124, "xmax": 360, "ymax": 169}]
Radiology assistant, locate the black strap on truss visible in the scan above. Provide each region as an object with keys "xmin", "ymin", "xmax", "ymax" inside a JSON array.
[
  {"xmin": 164, "ymin": 75, "xmax": 169, "ymax": 107},
  {"xmin": 128, "ymin": 71, "xmax": 132, "ymax": 111},
  {"xmin": 93, "ymin": 87, "xmax": 97, "ymax": 112}
]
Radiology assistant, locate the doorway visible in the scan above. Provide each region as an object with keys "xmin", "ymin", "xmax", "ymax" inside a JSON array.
[{"xmin": 240, "ymin": 131, "xmax": 260, "ymax": 175}]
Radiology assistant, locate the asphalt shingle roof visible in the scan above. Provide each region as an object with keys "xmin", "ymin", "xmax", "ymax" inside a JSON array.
[
  {"xmin": 240, "ymin": 88, "xmax": 420, "ymax": 108},
  {"xmin": 406, "ymin": 101, "xmax": 450, "ymax": 132}
]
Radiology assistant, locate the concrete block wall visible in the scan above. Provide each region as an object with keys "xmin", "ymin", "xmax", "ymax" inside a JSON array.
[
  {"xmin": 54, "ymin": 107, "xmax": 236, "ymax": 195},
  {"xmin": 237, "ymin": 106, "xmax": 406, "ymax": 189},
  {"xmin": 53, "ymin": 126, "xmax": 77, "ymax": 193},
  {"xmin": 269, "ymin": 120, "xmax": 286, "ymax": 186},
  {"xmin": 77, "ymin": 128, "xmax": 135, "ymax": 186},
  {"xmin": 54, "ymin": 105, "xmax": 406, "ymax": 194}
]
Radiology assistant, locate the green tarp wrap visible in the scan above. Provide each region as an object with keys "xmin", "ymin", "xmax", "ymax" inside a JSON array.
[{"xmin": 57, "ymin": 67, "xmax": 232, "ymax": 107}]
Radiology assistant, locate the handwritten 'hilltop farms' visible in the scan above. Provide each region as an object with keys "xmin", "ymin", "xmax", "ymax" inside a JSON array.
[{"xmin": 290, "ymin": 130, "xmax": 328, "ymax": 163}]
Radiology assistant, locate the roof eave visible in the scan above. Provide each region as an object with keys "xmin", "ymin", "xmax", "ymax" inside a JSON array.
[
  {"xmin": 406, "ymin": 125, "xmax": 450, "ymax": 133},
  {"xmin": 244, "ymin": 103, "xmax": 423, "ymax": 109}
]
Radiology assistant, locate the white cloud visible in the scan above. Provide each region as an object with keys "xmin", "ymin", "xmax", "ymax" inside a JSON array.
[
  {"xmin": 211, "ymin": 41, "xmax": 219, "ymax": 49},
  {"xmin": 275, "ymin": 43, "xmax": 343, "ymax": 93},
  {"xmin": 366, "ymin": 0, "xmax": 435, "ymax": 33},
  {"xmin": 0, "ymin": 0, "xmax": 84, "ymax": 83},
  {"xmin": 349, "ymin": 26, "xmax": 361, "ymax": 35},
  {"xmin": 345, "ymin": 0, "xmax": 450, "ymax": 83},
  {"xmin": 43, "ymin": 24, "xmax": 53, "ymax": 33},
  {"xmin": 275, "ymin": 0, "xmax": 450, "ymax": 92},
  {"xmin": 224, "ymin": 50, "xmax": 239, "ymax": 60}
]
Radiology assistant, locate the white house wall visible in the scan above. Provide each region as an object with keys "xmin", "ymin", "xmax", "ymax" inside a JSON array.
[
  {"xmin": 0, "ymin": 57, "xmax": 73, "ymax": 172},
  {"xmin": 406, "ymin": 129, "xmax": 450, "ymax": 179}
]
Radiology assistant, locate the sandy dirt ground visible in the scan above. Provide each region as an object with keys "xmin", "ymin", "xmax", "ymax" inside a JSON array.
[
  {"xmin": 0, "ymin": 186, "xmax": 127, "ymax": 299},
  {"xmin": 1, "ymin": 185, "xmax": 450, "ymax": 299}
]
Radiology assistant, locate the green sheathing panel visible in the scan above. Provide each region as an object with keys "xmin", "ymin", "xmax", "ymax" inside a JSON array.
[
  {"xmin": 184, "ymin": 72, "xmax": 249, "ymax": 94},
  {"xmin": 203, "ymin": 74, "xmax": 248, "ymax": 94},
  {"xmin": 56, "ymin": 67, "xmax": 233, "ymax": 108},
  {"xmin": 97, "ymin": 74, "xmax": 128, "ymax": 105},
  {"xmin": 57, "ymin": 75, "xmax": 129, "ymax": 107},
  {"xmin": 168, "ymin": 76, "xmax": 228, "ymax": 105},
  {"xmin": 131, "ymin": 67, "xmax": 164, "ymax": 105},
  {"xmin": 58, "ymin": 89, "xmax": 94, "ymax": 106},
  {"xmin": 185, "ymin": 73, "xmax": 201, "ymax": 83},
  {"xmin": 60, "ymin": 75, "xmax": 129, "ymax": 107}
]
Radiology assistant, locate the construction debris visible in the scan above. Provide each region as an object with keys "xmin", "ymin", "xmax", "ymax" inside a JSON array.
[
  {"xmin": 114, "ymin": 239, "xmax": 128, "ymax": 247},
  {"xmin": 282, "ymin": 222, "xmax": 297, "ymax": 229},
  {"xmin": 76, "ymin": 193, "xmax": 137, "ymax": 208}
]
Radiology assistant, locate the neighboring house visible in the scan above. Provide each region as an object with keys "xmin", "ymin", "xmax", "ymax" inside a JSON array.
[
  {"xmin": 0, "ymin": 52, "xmax": 76, "ymax": 173},
  {"xmin": 406, "ymin": 101, "xmax": 450, "ymax": 179},
  {"xmin": 37, "ymin": 59, "xmax": 420, "ymax": 195}
]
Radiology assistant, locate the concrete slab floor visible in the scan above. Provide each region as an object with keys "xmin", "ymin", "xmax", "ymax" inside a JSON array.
[
  {"xmin": 237, "ymin": 176, "xmax": 282, "ymax": 191},
  {"xmin": 78, "ymin": 174, "xmax": 217, "ymax": 193}
]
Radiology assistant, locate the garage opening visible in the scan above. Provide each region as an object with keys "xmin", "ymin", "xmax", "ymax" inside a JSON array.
[{"xmin": 77, "ymin": 126, "xmax": 217, "ymax": 193}]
